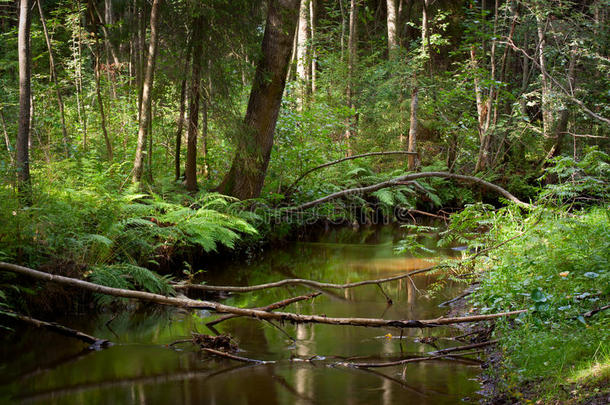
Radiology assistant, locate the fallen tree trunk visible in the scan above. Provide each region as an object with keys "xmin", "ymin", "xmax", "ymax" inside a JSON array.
[
  {"xmin": 175, "ymin": 265, "xmax": 438, "ymax": 293},
  {"xmin": 206, "ymin": 292, "xmax": 321, "ymax": 327},
  {"xmin": 285, "ymin": 151, "xmax": 418, "ymax": 194},
  {"xmin": 1, "ymin": 311, "xmax": 110, "ymax": 347},
  {"xmin": 287, "ymin": 171, "xmax": 531, "ymax": 211},
  {"xmin": 0, "ymin": 262, "xmax": 526, "ymax": 329}
]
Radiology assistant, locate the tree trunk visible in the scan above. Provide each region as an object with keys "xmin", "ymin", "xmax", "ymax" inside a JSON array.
[
  {"xmin": 132, "ymin": 0, "xmax": 161, "ymax": 184},
  {"xmin": 345, "ymin": 0, "xmax": 358, "ymax": 156},
  {"xmin": 386, "ymin": 0, "xmax": 397, "ymax": 55},
  {"xmin": 217, "ymin": 0, "xmax": 299, "ymax": 200},
  {"xmin": 310, "ymin": 0, "xmax": 317, "ymax": 94},
  {"xmin": 407, "ymin": 85, "xmax": 418, "ymax": 170},
  {"xmin": 17, "ymin": 0, "xmax": 32, "ymax": 201},
  {"xmin": 296, "ymin": 0, "xmax": 309, "ymax": 109},
  {"xmin": 174, "ymin": 42, "xmax": 191, "ymax": 181},
  {"xmin": 536, "ymin": 13, "xmax": 552, "ymax": 141},
  {"xmin": 37, "ymin": 0, "xmax": 70, "ymax": 157},
  {"xmin": 0, "ymin": 106, "xmax": 12, "ymax": 163},
  {"xmin": 547, "ymin": 48, "xmax": 577, "ymax": 159},
  {"xmin": 90, "ymin": 2, "xmax": 113, "ymax": 161},
  {"xmin": 185, "ymin": 16, "xmax": 204, "ymax": 193}
]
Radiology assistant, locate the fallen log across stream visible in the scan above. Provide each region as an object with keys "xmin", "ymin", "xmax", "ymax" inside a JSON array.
[
  {"xmin": 174, "ymin": 265, "xmax": 438, "ymax": 293},
  {"xmin": 0, "ymin": 261, "xmax": 527, "ymax": 329}
]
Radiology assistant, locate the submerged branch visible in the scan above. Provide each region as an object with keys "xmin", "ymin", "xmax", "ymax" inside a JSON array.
[
  {"xmin": 1, "ymin": 311, "xmax": 110, "ymax": 348},
  {"xmin": 1, "ymin": 262, "xmax": 527, "ymax": 329}
]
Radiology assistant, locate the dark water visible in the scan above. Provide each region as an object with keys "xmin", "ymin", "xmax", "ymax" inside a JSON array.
[{"xmin": 0, "ymin": 226, "xmax": 481, "ymax": 404}]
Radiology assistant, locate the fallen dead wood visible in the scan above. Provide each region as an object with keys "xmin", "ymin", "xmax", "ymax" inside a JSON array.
[
  {"xmin": 287, "ymin": 171, "xmax": 531, "ymax": 211},
  {"xmin": 338, "ymin": 350, "xmax": 484, "ymax": 368},
  {"xmin": 285, "ymin": 151, "xmax": 418, "ymax": 194},
  {"xmin": 0, "ymin": 261, "xmax": 526, "ymax": 329},
  {"xmin": 429, "ymin": 340, "xmax": 498, "ymax": 355},
  {"xmin": 438, "ymin": 291, "xmax": 472, "ymax": 307},
  {"xmin": 175, "ymin": 265, "xmax": 438, "ymax": 293},
  {"xmin": 203, "ymin": 348, "xmax": 273, "ymax": 364},
  {"xmin": 206, "ymin": 292, "xmax": 321, "ymax": 327},
  {"xmin": 1, "ymin": 311, "xmax": 110, "ymax": 348}
]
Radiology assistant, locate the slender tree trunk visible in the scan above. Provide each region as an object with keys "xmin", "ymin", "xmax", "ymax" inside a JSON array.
[
  {"xmin": 90, "ymin": 1, "xmax": 113, "ymax": 161},
  {"xmin": 37, "ymin": 0, "xmax": 70, "ymax": 157},
  {"xmin": 200, "ymin": 94, "xmax": 209, "ymax": 179},
  {"xmin": 386, "ymin": 0, "xmax": 397, "ymax": 55},
  {"xmin": 1, "ymin": 105, "xmax": 13, "ymax": 164},
  {"xmin": 345, "ymin": 0, "xmax": 358, "ymax": 156},
  {"xmin": 217, "ymin": 0, "xmax": 299, "ymax": 200},
  {"xmin": 536, "ymin": 13, "xmax": 552, "ymax": 140},
  {"xmin": 296, "ymin": 0, "xmax": 309, "ymax": 109},
  {"xmin": 136, "ymin": 3, "xmax": 146, "ymax": 118},
  {"xmin": 185, "ymin": 16, "xmax": 204, "ymax": 193},
  {"xmin": 17, "ymin": 0, "xmax": 32, "ymax": 201},
  {"xmin": 133, "ymin": 0, "xmax": 161, "ymax": 184},
  {"xmin": 407, "ymin": 84, "xmax": 418, "ymax": 170},
  {"xmin": 175, "ymin": 42, "xmax": 191, "ymax": 181},
  {"xmin": 310, "ymin": 0, "xmax": 317, "ymax": 94},
  {"xmin": 548, "ymin": 48, "xmax": 577, "ymax": 159}
]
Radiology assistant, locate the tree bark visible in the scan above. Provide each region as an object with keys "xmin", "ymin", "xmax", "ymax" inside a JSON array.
[
  {"xmin": 536, "ymin": 12, "xmax": 553, "ymax": 141},
  {"xmin": 0, "ymin": 106, "xmax": 12, "ymax": 163},
  {"xmin": 174, "ymin": 43, "xmax": 191, "ymax": 181},
  {"xmin": 407, "ymin": 84, "xmax": 418, "ymax": 170},
  {"xmin": 296, "ymin": 0, "xmax": 310, "ymax": 109},
  {"xmin": 37, "ymin": 0, "xmax": 70, "ymax": 157},
  {"xmin": 310, "ymin": 0, "xmax": 317, "ymax": 94},
  {"xmin": 185, "ymin": 16, "xmax": 204, "ymax": 193},
  {"xmin": 133, "ymin": 0, "xmax": 161, "ymax": 184},
  {"xmin": 217, "ymin": 0, "xmax": 299, "ymax": 200},
  {"xmin": 386, "ymin": 0, "xmax": 398, "ymax": 54},
  {"xmin": 345, "ymin": 0, "xmax": 358, "ymax": 156},
  {"xmin": 17, "ymin": 0, "xmax": 32, "ymax": 201}
]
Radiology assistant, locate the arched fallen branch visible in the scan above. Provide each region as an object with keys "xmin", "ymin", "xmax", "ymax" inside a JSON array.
[
  {"xmin": 0, "ymin": 262, "xmax": 526, "ymax": 329},
  {"xmin": 286, "ymin": 171, "xmax": 531, "ymax": 211},
  {"xmin": 174, "ymin": 265, "xmax": 438, "ymax": 293},
  {"xmin": 285, "ymin": 151, "xmax": 418, "ymax": 195}
]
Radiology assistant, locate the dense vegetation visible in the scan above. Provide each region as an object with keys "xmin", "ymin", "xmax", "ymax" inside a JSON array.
[{"xmin": 0, "ymin": 0, "xmax": 608, "ymax": 402}]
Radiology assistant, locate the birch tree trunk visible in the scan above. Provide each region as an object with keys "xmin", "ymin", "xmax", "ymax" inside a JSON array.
[
  {"xmin": 310, "ymin": 0, "xmax": 317, "ymax": 94},
  {"xmin": 345, "ymin": 0, "xmax": 358, "ymax": 156},
  {"xmin": 133, "ymin": 0, "xmax": 161, "ymax": 184},
  {"xmin": 407, "ymin": 85, "xmax": 418, "ymax": 170}
]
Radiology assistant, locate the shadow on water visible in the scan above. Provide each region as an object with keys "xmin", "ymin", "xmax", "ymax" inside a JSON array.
[{"xmin": 0, "ymin": 225, "xmax": 481, "ymax": 404}]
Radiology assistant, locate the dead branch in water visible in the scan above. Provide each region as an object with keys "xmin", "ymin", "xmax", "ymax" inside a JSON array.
[
  {"xmin": 1, "ymin": 311, "xmax": 110, "ymax": 348},
  {"xmin": 0, "ymin": 262, "xmax": 526, "ymax": 329},
  {"xmin": 338, "ymin": 350, "xmax": 485, "ymax": 368},
  {"xmin": 175, "ymin": 265, "xmax": 439, "ymax": 293},
  {"xmin": 203, "ymin": 348, "xmax": 273, "ymax": 364},
  {"xmin": 206, "ymin": 292, "xmax": 321, "ymax": 327},
  {"xmin": 429, "ymin": 340, "xmax": 498, "ymax": 355}
]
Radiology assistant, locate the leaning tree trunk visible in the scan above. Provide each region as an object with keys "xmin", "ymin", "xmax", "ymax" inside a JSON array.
[
  {"xmin": 37, "ymin": 0, "xmax": 70, "ymax": 157},
  {"xmin": 217, "ymin": 0, "xmax": 299, "ymax": 200},
  {"xmin": 185, "ymin": 16, "xmax": 204, "ymax": 193},
  {"xmin": 133, "ymin": 0, "xmax": 161, "ymax": 184},
  {"xmin": 17, "ymin": 0, "xmax": 32, "ymax": 202}
]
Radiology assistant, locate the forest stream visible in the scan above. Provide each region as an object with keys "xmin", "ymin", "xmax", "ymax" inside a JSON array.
[{"xmin": 0, "ymin": 226, "xmax": 483, "ymax": 405}]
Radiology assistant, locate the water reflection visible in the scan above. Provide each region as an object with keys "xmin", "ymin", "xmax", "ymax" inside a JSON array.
[{"xmin": 0, "ymin": 225, "xmax": 480, "ymax": 404}]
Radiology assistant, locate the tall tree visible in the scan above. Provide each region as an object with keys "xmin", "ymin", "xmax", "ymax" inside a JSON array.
[
  {"xmin": 218, "ymin": 0, "xmax": 299, "ymax": 200},
  {"xmin": 185, "ymin": 15, "xmax": 204, "ymax": 193},
  {"xmin": 16, "ymin": 0, "xmax": 32, "ymax": 201},
  {"xmin": 175, "ymin": 39, "xmax": 191, "ymax": 181},
  {"xmin": 296, "ymin": 0, "xmax": 310, "ymax": 109},
  {"xmin": 37, "ymin": 0, "xmax": 70, "ymax": 156},
  {"xmin": 133, "ymin": 0, "xmax": 161, "ymax": 184},
  {"xmin": 386, "ymin": 0, "xmax": 397, "ymax": 54},
  {"xmin": 345, "ymin": 0, "xmax": 358, "ymax": 156}
]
